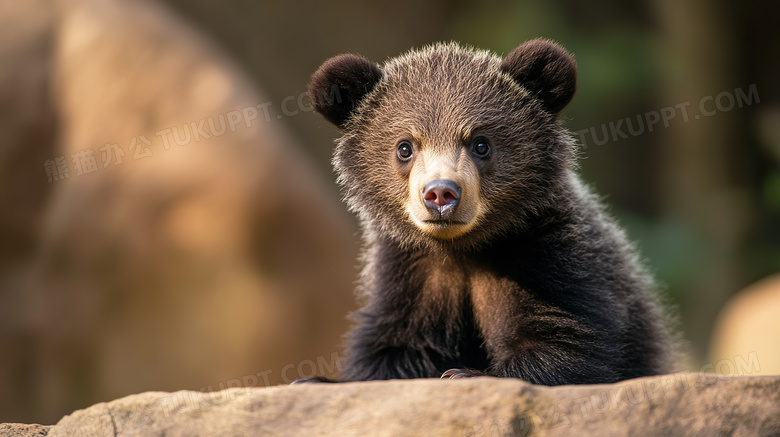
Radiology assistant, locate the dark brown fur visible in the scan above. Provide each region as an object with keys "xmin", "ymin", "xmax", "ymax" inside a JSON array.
[{"xmin": 306, "ymin": 39, "xmax": 676, "ymax": 384}]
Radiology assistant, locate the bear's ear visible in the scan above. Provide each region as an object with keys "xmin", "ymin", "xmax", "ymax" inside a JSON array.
[
  {"xmin": 308, "ymin": 54, "xmax": 383, "ymax": 128},
  {"xmin": 500, "ymin": 39, "xmax": 577, "ymax": 114}
]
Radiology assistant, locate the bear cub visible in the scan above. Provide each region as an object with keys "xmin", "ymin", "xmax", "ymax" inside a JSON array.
[{"xmin": 306, "ymin": 39, "xmax": 675, "ymax": 385}]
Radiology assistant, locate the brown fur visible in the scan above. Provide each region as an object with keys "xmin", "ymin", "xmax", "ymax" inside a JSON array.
[{"xmin": 307, "ymin": 39, "xmax": 676, "ymax": 384}]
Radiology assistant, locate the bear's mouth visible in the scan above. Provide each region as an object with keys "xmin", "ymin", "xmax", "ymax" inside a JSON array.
[
  {"xmin": 412, "ymin": 215, "xmax": 476, "ymax": 240},
  {"xmin": 423, "ymin": 219, "xmax": 466, "ymax": 226},
  {"xmin": 416, "ymin": 218, "xmax": 473, "ymax": 240}
]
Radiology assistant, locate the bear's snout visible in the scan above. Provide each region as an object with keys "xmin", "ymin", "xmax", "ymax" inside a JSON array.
[{"xmin": 422, "ymin": 179, "xmax": 461, "ymax": 218}]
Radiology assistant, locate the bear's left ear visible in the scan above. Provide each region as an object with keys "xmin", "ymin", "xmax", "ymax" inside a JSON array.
[
  {"xmin": 308, "ymin": 54, "xmax": 383, "ymax": 128},
  {"xmin": 500, "ymin": 39, "xmax": 577, "ymax": 114}
]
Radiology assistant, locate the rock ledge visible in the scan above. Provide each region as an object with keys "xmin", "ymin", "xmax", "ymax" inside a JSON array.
[{"xmin": 5, "ymin": 374, "xmax": 779, "ymax": 436}]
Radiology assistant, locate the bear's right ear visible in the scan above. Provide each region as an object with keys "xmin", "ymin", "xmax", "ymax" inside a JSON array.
[
  {"xmin": 308, "ymin": 54, "xmax": 383, "ymax": 128},
  {"xmin": 500, "ymin": 39, "xmax": 577, "ymax": 114}
]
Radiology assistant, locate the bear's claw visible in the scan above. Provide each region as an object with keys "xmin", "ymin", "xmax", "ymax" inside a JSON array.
[
  {"xmin": 441, "ymin": 368, "xmax": 487, "ymax": 379},
  {"xmin": 289, "ymin": 376, "xmax": 336, "ymax": 385}
]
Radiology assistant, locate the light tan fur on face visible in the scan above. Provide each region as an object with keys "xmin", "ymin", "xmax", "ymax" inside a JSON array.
[{"xmin": 404, "ymin": 138, "xmax": 485, "ymax": 240}]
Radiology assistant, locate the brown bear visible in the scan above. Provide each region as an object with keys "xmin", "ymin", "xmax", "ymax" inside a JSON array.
[{"xmin": 305, "ymin": 39, "xmax": 676, "ymax": 384}]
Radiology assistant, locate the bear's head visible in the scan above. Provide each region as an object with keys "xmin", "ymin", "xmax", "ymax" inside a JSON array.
[{"xmin": 309, "ymin": 39, "xmax": 578, "ymax": 249}]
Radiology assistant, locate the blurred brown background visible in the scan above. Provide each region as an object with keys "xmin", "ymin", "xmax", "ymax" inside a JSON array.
[{"xmin": 1, "ymin": 0, "xmax": 778, "ymax": 425}]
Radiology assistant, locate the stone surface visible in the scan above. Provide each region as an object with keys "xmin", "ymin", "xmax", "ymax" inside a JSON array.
[
  {"xmin": 4, "ymin": 374, "xmax": 776, "ymax": 436},
  {"xmin": 0, "ymin": 424, "xmax": 51, "ymax": 437}
]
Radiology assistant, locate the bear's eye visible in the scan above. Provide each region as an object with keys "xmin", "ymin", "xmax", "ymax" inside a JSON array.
[
  {"xmin": 472, "ymin": 137, "xmax": 491, "ymax": 157},
  {"xmin": 396, "ymin": 141, "xmax": 413, "ymax": 161}
]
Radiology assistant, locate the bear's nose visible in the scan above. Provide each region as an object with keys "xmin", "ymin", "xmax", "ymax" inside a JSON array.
[{"xmin": 422, "ymin": 179, "xmax": 461, "ymax": 214}]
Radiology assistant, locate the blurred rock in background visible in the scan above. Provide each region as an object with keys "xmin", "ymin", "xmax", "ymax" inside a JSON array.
[
  {"xmin": 0, "ymin": 0, "xmax": 358, "ymax": 424},
  {"xmin": 709, "ymin": 274, "xmax": 780, "ymax": 376}
]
